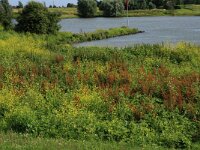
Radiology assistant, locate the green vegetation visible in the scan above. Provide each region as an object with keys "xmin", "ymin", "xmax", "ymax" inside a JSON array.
[
  {"xmin": 67, "ymin": 3, "xmax": 76, "ymax": 8},
  {"xmin": 1, "ymin": 132, "xmax": 200, "ymax": 149},
  {"xmin": 174, "ymin": 4, "xmax": 200, "ymax": 15},
  {"xmin": 77, "ymin": 0, "xmax": 97, "ymax": 17},
  {"xmin": 123, "ymin": 5, "xmax": 200, "ymax": 16},
  {"xmin": 12, "ymin": 4, "xmax": 200, "ymax": 18},
  {"xmin": 48, "ymin": 8, "xmax": 78, "ymax": 18},
  {"xmin": 51, "ymin": 27, "xmax": 141, "ymax": 44},
  {"xmin": 15, "ymin": 1, "xmax": 61, "ymax": 34},
  {"xmin": 99, "ymin": 0, "xmax": 124, "ymax": 17},
  {"xmin": 0, "ymin": 29, "xmax": 200, "ymax": 149},
  {"xmin": 1, "ymin": 1, "xmax": 200, "ymax": 148},
  {"xmin": 0, "ymin": 0, "xmax": 13, "ymax": 30},
  {"xmin": 0, "ymin": 132, "xmax": 168, "ymax": 150},
  {"xmin": 17, "ymin": 1, "xmax": 23, "ymax": 9}
]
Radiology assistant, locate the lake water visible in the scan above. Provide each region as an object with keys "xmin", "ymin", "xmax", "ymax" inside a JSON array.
[{"xmin": 59, "ymin": 16, "xmax": 200, "ymax": 47}]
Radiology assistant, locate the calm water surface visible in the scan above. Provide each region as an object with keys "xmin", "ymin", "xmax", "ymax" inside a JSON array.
[{"xmin": 59, "ymin": 16, "xmax": 200, "ymax": 47}]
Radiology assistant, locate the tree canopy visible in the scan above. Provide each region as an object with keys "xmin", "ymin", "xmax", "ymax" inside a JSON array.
[
  {"xmin": 0, "ymin": 0, "xmax": 13, "ymax": 30},
  {"xmin": 100, "ymin": 0, "xmax": 124, "ymax": 17},
  {"xmin": 15, "ymin": 1, "xmax": 61, "ymax": 34},
  {"xmin": 77, "ymin": 0, "xmax": 97, "ymax": 17},
  {"xmin": 17, "ymin": 1, "xmax": 23, "ymax": 8}
]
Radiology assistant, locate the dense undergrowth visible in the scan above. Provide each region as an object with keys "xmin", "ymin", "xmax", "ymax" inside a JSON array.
[{"xmin": 0, "ymin": 30, "xmax": 200, "ymax": 149}]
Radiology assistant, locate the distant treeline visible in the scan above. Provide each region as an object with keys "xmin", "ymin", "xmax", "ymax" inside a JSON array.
[
  {"xmin": 66, "ymin": 0, "xmax": 200, "ymax": 10},
  {"xmin": 97, "ymin": 0, "xmax": 200, "ymax": 10},
  {"xmin": 12, "ymin": 0, "xmax": 200, "ymax": 10}
]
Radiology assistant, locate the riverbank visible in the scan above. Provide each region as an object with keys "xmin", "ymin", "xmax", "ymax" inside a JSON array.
[
  {"xmin": 53, "ymin": 27, "xmax": 142, "ymax": 45},
  {"xmin": 13, "ymin": 5, "xmax": 200, "ymax": 19},
  {"xmin": 123, "ymin": 5, "xmax": 200, "ymax": 17}
]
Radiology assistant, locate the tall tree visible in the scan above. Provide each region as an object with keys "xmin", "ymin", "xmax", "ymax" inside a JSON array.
[
  {"xmin": 0, "ymin": 0, "xmax": 13, "ymax": 30},
  {"xmin": 15, "ymin": 1, "xmax": 61, "ymax": 34},
  {"xmin": 18, "ymin": 1, "xmax": 23, "ymax": 8},
  {"xmin": 100, "ymin": 0, "xmax": 124, "ymax": 17},
  {"xmin": 77, "ymin": 0, "xmax": 97, "ymax": 17}
]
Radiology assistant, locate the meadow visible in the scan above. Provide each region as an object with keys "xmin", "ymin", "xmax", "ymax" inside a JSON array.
[{"xmin": 0, "ymin": 27, "xmax": 200, "ymax": 149}]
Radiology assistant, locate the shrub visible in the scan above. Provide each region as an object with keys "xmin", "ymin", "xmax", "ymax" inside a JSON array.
[
  {"xmin": 17, "ymin": 1, "xmax": 23, "ymax": 8},
  {"xmin": 7, "ymin": 106, "xmax": 36, "ymax": 133},
  {"xmin": 148, "ymin": 2, "xmax": 156, "ymax": 9},
  {"xmin": 77, "ymin": 0, "xmax": 97, "ymax": 17},
  {"xmin": 174, "ymin": 5, "xmax": 181, "ymax": 9},
  {"xmin": 78, "ymin": 0, "xmax": 97, "ymax": 17},
  {"xmin": 67, "ymin": 3, "xmax": 76, "ymax": 8},
  {"xmin": 100, "ymin": 0, "xmax": 124, "ymax": 17},
  {"xmin": 0, "ymin": 0, "xmax": 13, "ymax": 30},
  {"xmin": 164, "ymin": 1, "xmax": 175, "ymax": 10},
  {"xmin": 15, "ymin": 1, "xmax": 60, "ymax": 34}
]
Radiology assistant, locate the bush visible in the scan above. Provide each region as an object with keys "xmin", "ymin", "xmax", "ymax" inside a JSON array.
[
  {"xmin": 174, "ymin": 5, "xmax": 181, "ymax": 9},
  {"xmin": 17, "ymin": 1, "xmax": 23, "ymax": 8},
  {"xmin": 0, "ymin": 0, "xmax": 13, "ymax": 30},
  {"xmin": 77, "ymin": 0, "xmax": 97, "ymax": 17},
  {"xmin": 78, "ymin": 0, "xmax": 97, "ymax": 17},
  {"xmin": 15, "ymin": 1, "xmax": 60, "ymax": 34},
  {"xmin": 100, "ymin": 0, "xmax": 124, "ymax": 17},
  {"xmin": 164, "ymin": 1, "xmax": 175, "ymax": 10},
  {"xmin": 7, "ymin": 106, "xmax": 36, "ymax": 133},
  {"xmin": 67, "ymin": 3, "xmax": 76, "ymax": 8},
  {"xmin": 148, "ymin": 2, "xmax": 156, "ymax": 9}
]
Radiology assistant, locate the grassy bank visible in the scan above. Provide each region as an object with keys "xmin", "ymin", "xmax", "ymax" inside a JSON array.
[
  {"xmin": 50, "ymin": 27, "xmax": 141, "ymax": 45},
  {"xmin": 0, "ymin": 132, "xmax": 166, "ymax": 150},
  {"xmin": 0, "ymin": 30, "xmax": 200, "ymax": 149},
  {"xmin": 123, "ymin": 5, "xmax": 200, "ymax": 16},
  {"xmin": 13, "ymin": 5, "xmax": 200, "ymax": 18}
]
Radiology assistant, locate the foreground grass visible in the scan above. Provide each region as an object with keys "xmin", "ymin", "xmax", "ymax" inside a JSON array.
[
  {"xmin": 1, "ymin": 132, "xmax": 200, "ymax": 150},
  {"xmin": 13, "ymin": 5, "xmax": 200, "ymax": 18},
  {"xmin": 0, "ymin": 30, "xmax": 200, "ymax": 149},
  {"xmin": 0, "ymin": 132, "xmax": 165, "ymax": 150}
]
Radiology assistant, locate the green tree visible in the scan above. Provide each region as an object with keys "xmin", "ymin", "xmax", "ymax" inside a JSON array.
[
  {"xmin": 17, "ymin": 1, "xmax": 23, "ymax": 8},
  {"xmin": 100, "ymin": 0, "xmax": 124, "ymax": 17},
  {"xmin": 152, "ymin": 0, "xmax": 165, "ymax": 8},
  {"xmin": 15, "ymin": 1, "xmax": 61, "ymax": 34},
  {"xmin": 0, "ymin": 0, "xmax": 13, "ymax": 30},
  {"xmin": 77, "ymin": 0, "xmax": 97, "ymax": 17},
  {"xmin": 67, "ymin": 3, "xmax": 76, "ymax": 7},
  {"xmin": 47, "ymin": 12, "xmax": 61, "ymax": 34},
  {"xmin": 137, "ymin": 0, "xmax": 147, "ymax": 9},
  {"xmin": 164, "ymin": 0, "xmax": 175, "ymax": 10},
  {"xmin": 148, "ymin": 2, "xmax": 156, "ymax": 9}
]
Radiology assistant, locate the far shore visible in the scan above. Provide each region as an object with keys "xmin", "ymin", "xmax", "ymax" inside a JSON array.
[{"xmin": 13, "ymin": 4, "xmax": 200, "ymax": 19}]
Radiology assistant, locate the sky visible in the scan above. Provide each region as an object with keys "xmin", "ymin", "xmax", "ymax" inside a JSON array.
[{"xmin": 10, "ymin": 0, "xmax": 77, "ymax": 6}]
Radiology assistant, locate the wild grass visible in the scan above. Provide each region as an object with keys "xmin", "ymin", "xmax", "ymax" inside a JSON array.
[
  {"xmin": 54, "ymin": 26, "xmax": 141, "ymax": 45},
  {"xmin": 124, "ymin": 5, "xmax": 200, "ymax": 16},
  {"xmin": 0, "ymin": 30, "xmax": 200, "ymax": 149},
  {"xmin": 48, "ymin": 8, "xmax": 78, "ymax": 18},
  {"xmin": 0, "ymin": 132, "xmax": 169, "ymax": 150},
  {"xmin": 175, "ymin": 5, "xmax": 200, "ymax": 16}
]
